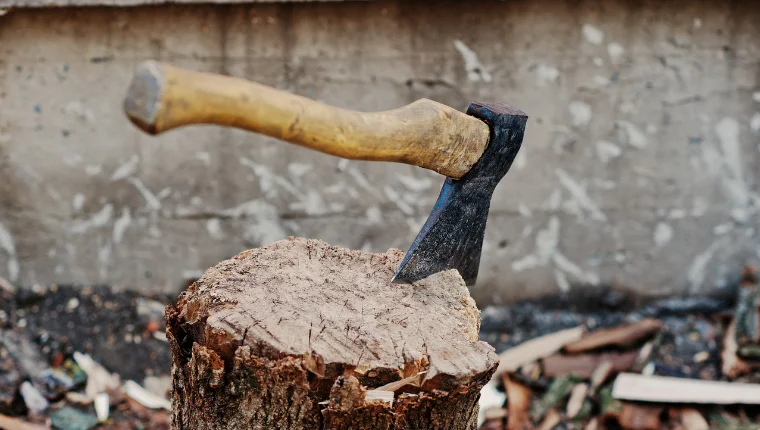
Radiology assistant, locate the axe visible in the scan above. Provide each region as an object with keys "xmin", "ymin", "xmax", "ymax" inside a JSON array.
[{"xmin": 122, "ymin": 61, "xmax": 527, "ymax": 286}]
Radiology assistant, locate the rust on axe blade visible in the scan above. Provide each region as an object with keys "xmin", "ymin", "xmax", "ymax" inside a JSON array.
[{"xmin": 392, "ymin": 102, "xmax": 528, "ymax": 286}]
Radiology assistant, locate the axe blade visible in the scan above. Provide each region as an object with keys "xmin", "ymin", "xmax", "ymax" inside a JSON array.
[{"xmin": 391, "ymin": 102, "xmax": 528, "ymax": 286}]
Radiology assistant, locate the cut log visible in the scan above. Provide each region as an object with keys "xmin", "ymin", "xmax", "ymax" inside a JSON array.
[{"xmin": 165, "ymin": 237, "xmax": 498, "ymax": 429}]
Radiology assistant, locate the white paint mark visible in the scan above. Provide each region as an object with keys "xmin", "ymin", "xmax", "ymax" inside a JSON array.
[
  {"xmin": 157, "ymin": 187, "xmax": 172, "ymax": 200},
  {"xmin": 731, "ymin": 208, "xmax": 749, "ymax": 223},
  {"xmin": 289, "ymin": 189, "xmax": 329, "ymax": 215},
  {"xmin": 535, "ymin": 64, "xmax": 560, "ymax": 86},
  {"xmin": 520, "ymin": 225, "xmax": 534, "ymax": 240},
  {"xmin": 63, "ymin": 154, "xmax": 82, "ymax": 166},
  {"xmin": 113, "ymin": 208, "xmax": 131, "ymax": 244},
  {"xmin": 582, "ymin": 24, "xmax": 604, "ymax": 45},
  {"xmin": 453, "ymin": 39, "xmax": 493, "ymax": 83},
  {"xmin": 750, "ymin": 113, "xmax": 760, "ymax": 133},
  {"xmin": 619, "ymin": 103, "xmax": 638, "ymax": 115},
  {"xmin": 110, "ymin": 155, "xmax": 139, "ymax": 181},
  {"xmin": 384, "ymin": 186, "xmax": 414, "ymax": 215},
  {"xmin": 593, "ymin": 57, "xmax": 604, "ymax": 66},
  {"xmin": 592, "ymin": 178, "xmax": 616, "ymax": 190},
  {"xmin": 518, "ymin": 203, "xmax": 532, "ymax": 217},
  {"xmin": 554, "ymin": 252, "xmax": 600, "ymax": 285},
  {"xmin": 72, "ymin": 193, "xmax": 86, "ymax": 212},
  {"xmin": 241, "ymin": 158, "xmax": 302, "ymax": 199},
  {"xmin": 398, "ymin": 175, "xmax": 433, "ymax": 192},
  {"xmin": 544, "ymin": 189, "xmax": 562, "ymax": 211},
  {"xmin": 596, "ymin": 140, "xmax": 622, "ymax": 163},
  {"xmin": 617, "ymin": 121, "xmax": 648, "ymax": 148},
  {"xmin": 206, "ymin": 218, "xmax": 224, "ymax": 239},
  {"xmin": 713, "ymin": 223, "xmax": 733, "ymax": 235},
  {"xmin": 195, "ymin": 152, "xmax": 211, "ymax": 165},
  {"xmin": 693, "ymin": 18, "xmax": 702, "ymax": 29},
  {"xmin": 535, "ymin": 216, "xmax": 560, "ymax": 264},
  {"xmin": 687, "ymin": 242, "xmax": 719, "ymax": 289},
  {"xmin": 71, "ymin": 204, "xmax": 113, "ymax": 234},
  {"xmin": 337, "ymin": 159, "xmax": 349, "ymax": 172},
  {"xmin": 607, "ymin": 42, "xmax": 624, "ymax": 62},
  {"xmin": 555, "ymin": 269, "xmax": 570, "ymax": 293},
  {"xmin": 568, "ymin": 101, "xmax": 592, "ymax": 127},
  {"xmin": 85, "ymin": 165, "xmax": 102, "ymax": 176},
  {"xmin": 512, "ymin": 254, "xmax": 539, "ymax": 272},
  {"xmin": 715, "ymin": 117, "xmax": 750, "ymax": 207},
  {"xmin": 221, "ymin": 200, "xmax": 287, "ymax": 246},
  {"xmin": 63, "ymin": 100, "xmax": 94, "ymax": 123},
  {"xmin": 753, "ymin": 92, "xmax": 760, "ymax": 103},
  {"xmin": 669, "ymin": 209, "xmax": 687, "ymax": 220},
  {"xmin": 593, "ymin": 75, "xmax": 609, "ymax": 87},
  {"xmin": 347, "ymin": 168, "xmax": 381, "ymax": 198},
  {"xmin": 365, "ymin": 206, "xmax": 382, "ymax": 224},
  {"xmin": 556, "ymin": 169, "xmax": 607, "ymax": 222},
  {"xmin": 287, "ymin": 163, "xmax": 312, "ymax": 177},
  {"xmin": 653, "ymin": 222, "xmax": 673, "ymax": 247},
  {"xmin": 128, "ymin": 178, "xmax": 162, "ymax": 211},
  {"xmin": 0, "ymin": 222, "xmax": 19, "ymax": 281}
]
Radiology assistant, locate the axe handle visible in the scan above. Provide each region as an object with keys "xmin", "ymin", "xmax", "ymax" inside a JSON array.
[{"xmin": 123, "ymin": 61, "xmax": 490, "ymax": 179}]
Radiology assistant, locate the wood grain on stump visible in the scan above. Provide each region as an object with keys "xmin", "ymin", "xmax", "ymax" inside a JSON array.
[{"xmin": 166, "ymin": 237, "xmax": 498, "ymax": 429}]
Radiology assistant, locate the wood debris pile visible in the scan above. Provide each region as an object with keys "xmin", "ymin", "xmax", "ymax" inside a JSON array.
[{"xmin": 479, "ymin": 266, "xmax": 760, "ymax": 430}]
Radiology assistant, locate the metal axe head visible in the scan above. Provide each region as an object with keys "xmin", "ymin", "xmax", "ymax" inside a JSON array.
[{"xmin": 392, "ymin": 102, "xmax": 528, "ymax": 287}]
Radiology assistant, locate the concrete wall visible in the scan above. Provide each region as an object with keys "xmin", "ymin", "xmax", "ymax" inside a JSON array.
[{"xmin": 1, "ymin": 0, "xmax": 759, "ymax": 306}]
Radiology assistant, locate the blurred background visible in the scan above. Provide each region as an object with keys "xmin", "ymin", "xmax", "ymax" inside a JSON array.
[{"xmin": 1, "ymin": 0, "xmax": 759, "ymax": 307}]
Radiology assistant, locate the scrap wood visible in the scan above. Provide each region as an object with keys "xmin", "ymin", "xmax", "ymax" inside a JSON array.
[
  {"xmin": 565, "ymin": 383, "xmax": 588, "ymax": 419},
  {"xmin": 504, "ymin": 374, "xmax": 533, "ymax": 430},
  {"xmin": 529, "ymin": 375, "xmax": 580, "ymax": 422},
  {"xmin": 612, "ymin": 372, "xmax": 760, "ymax": 404},
  {"xmin": 618, "ymin": 402, "xmax": 662, "ymax": 430},
  {"xmin": 584, "ymin": 418, "xmax": 599, "ymax": 430},
  {"xmin": 493, "ymin": 326, "xmax": 585, "ymax": 380},
  {"xmin": 564, "ymin": 318, "xmax": 663, "ymax": 354},
  {"xmin": 589, "ymin": 360, "xmax": 614, "ymax": 392},
  {"xmin": 721, "ymin": 320, "xmax": 753, "ymax": 379},
  {"xmin": 675, "ymin": 408, "xmax": 709, "ymax": 430},
  {"xmin": 0, "ymin": 413, "xmax": 49, "ymax": 430},
  {"xmin": 536, "ymin": 409, "xmax": 559, "ymax": 430},
  {"xmin": 542, "ymin": 350, "xmax": 637, "ymax": 379}
]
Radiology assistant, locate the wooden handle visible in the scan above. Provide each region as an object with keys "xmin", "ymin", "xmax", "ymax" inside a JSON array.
[{"xmin": 123, "ymin": 61, "xmax": 490, "ymax": 179}]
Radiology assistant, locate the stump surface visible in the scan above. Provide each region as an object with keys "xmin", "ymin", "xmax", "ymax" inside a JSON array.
[{"xmin": 166, "ymin": 237, "xmax": 498, "ymax": 429}]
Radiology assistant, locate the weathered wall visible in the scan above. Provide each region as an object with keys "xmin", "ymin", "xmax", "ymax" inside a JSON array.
[{"xmin": 1, "ymin": 0, "xmax": 759, "ymax": 305}]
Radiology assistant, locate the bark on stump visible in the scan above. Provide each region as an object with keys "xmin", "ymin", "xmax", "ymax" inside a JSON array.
[{"xmin": 166, "ymin": 237, "xmax": 498, "ymax": 429}]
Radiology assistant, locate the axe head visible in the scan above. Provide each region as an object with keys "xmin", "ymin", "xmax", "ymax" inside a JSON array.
[{"xmin": 391, "ymin": 102, "xmax": 528, "ymax": 286}]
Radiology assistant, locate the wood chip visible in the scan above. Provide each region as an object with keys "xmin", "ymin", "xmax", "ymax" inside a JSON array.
[
  {"xmin": 565, "ymin": 383, "xmax": 588, "ymax": 419},
  {"xmin": 493, "ymin": 326, "xmax": 584, "ymax": 380},
  {"xmin": 0, "ymin": 277, "xmax": 15, "ymax": 294},
  {"xmin": 590, "ymin": 360, "xmax": 614, "ymax": 390},
  {"xmin": 537, "ymin": 409, "xmax": 560, "ymax": 430},
  {"xmin": 612, "ymin": 372, "xmax": 760, "ymax": 404},
  {"xmin": 618, "ymin": 402, "xmax": 662, "ymax": 430},
  {"xmin": 542, "ymin": 350, "xmax": 637, "ymax": 379},
  {"xmin": 678, "ymin": 407, "xmax": 709, "ymax": 430},
  {"xmin": 564, "ymin": 319, "xmax": 663, "ymax": 353},
  {"xmin": 0, "ymin": 413, "xmax": 49, "ymax": 430},
  {"xmin": 584, "ymin": 418, "xmax": 599, "ymax": 430},
  {"xmin": 504, "ymin": 374, "xmax": 534, "ymax": 430},
  {"xmin": 372, "ymin": 371, "xmax": 425, "ymax": 392},
  {"xmin": 721, "ymin": 319, "xmax": 752, "ymax": 379}
]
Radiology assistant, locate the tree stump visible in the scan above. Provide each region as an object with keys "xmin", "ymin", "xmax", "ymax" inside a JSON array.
[{"xmin": 165, "ymin": 237, "xmax": 498, "ymax": 429}]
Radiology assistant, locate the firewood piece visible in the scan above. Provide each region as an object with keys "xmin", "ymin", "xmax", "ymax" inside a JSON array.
[
  {"xmin": 564, "ymin": 319, "xmax": 663, "ymax": 354},
  {"xmin": 676, "ymin": 408, "xmax": 709, "ymax": 430},
  {"xmin": 565, "ymin": 383, "xmax": 588, "ymax": 419},
  {"xmin": 722, "ymin": 319, "xmax": 753, "ymax": 378},
  {"xmin": 530, "ymin": 375, "xmax": 579, "ymax": 422},
  {"xmin": 612, "ymin": 372, "xmax": 760, "ymax": 404},
  {"xmin": 542, "ymin": 351, "xmax": 637, "ymax": 379},
  {"xmin": 536, "ymin": 409, "xmax": 560, "ymax": 430},
  {"xmin": 618, "ymin": 403, "xmax": 662, "ymax": 430},
  {"xmin": 493, "ymin": 327, "xmax": 585, "ymax": 380},
  {"xmin": 165, "ymin": 238, "xmax": 498, "ymax": 429},
  {"xmin": 504, "ymin": 375, "xmax": 533, "ymax": 430}
]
